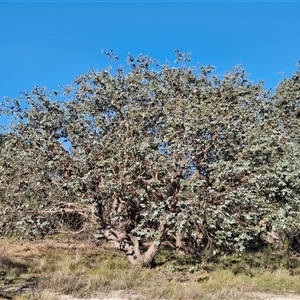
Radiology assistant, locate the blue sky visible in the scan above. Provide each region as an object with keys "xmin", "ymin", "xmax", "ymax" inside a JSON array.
[{"xmin": 1, "ymin": 2, "xmax": 300, "ymax": 125}]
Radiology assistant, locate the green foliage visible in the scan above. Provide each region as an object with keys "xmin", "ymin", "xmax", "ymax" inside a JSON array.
[{"xmin": 0, "ymin": 51, "xmax": 299, "ymax": 259}]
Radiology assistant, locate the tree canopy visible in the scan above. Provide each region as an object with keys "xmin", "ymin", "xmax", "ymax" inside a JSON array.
[{"xmin": 0, "ymin": 51, "xmax": 299, "ymax": 266}]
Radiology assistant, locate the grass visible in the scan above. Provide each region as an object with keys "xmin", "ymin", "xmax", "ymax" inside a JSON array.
[{"xmin": 1, "ymin": 237, "xmax": 300, "ymax": 300}]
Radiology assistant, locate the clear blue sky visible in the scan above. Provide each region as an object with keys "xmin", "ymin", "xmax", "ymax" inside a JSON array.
[{"xmin": 1, "ymin": 2, "xmax": 300, "ymax": 115}]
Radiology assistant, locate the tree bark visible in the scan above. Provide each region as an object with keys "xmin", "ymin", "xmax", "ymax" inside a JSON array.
[{"xmin": 102, "ymin": 228, "xmax": 163, "ymax": 267}]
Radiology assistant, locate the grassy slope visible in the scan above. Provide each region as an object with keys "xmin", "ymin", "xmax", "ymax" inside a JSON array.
[{"xmin": 1, "ymin": 237, "xmax": 300, "ymax": 300}]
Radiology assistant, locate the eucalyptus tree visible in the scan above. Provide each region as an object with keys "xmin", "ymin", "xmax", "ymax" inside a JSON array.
[
  {"xmin": 0, "ymin": 52, "xmax": 299, "ymax": 265},
  {"xmin": 264, "ymin": 72, "xmax": 300, "ymax": 249}
]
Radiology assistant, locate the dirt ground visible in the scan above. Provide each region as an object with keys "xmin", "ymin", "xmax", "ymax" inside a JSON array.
[
  {"xmin": 57, "ymin": 291, "xmax": 300, "ymax": 300},
  {"xmin": 58, "ymin": 290, "xmax": 142, "ymax": 300},
  {"xmin": 250, "ymin": 293, "xmax": 300, "ymax": 300}
]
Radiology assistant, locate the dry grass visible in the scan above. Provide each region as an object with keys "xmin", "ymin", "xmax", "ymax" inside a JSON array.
[{"xmin": 1, "ymin": 237, "xmax": 300, "ymax": 300}]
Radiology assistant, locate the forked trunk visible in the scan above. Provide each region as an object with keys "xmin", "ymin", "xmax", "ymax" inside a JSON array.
[{"xmin": 103, "ymin": 229, "xmax": 162, "ymax": 267}]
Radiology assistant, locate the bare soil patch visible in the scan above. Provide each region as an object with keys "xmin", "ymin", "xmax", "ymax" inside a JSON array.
[
  {"xmin": 47, "ymin": 291, "xmax": 300, "ymax": 300},
  {"xmin": 250, "ymin": 292, "xmax": 300, "ymax": 300}
]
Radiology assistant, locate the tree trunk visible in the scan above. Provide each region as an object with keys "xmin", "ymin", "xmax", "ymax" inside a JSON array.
[{"xmin": 102, "ymin": 229, "xmax": 162, "ymax": 267}]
